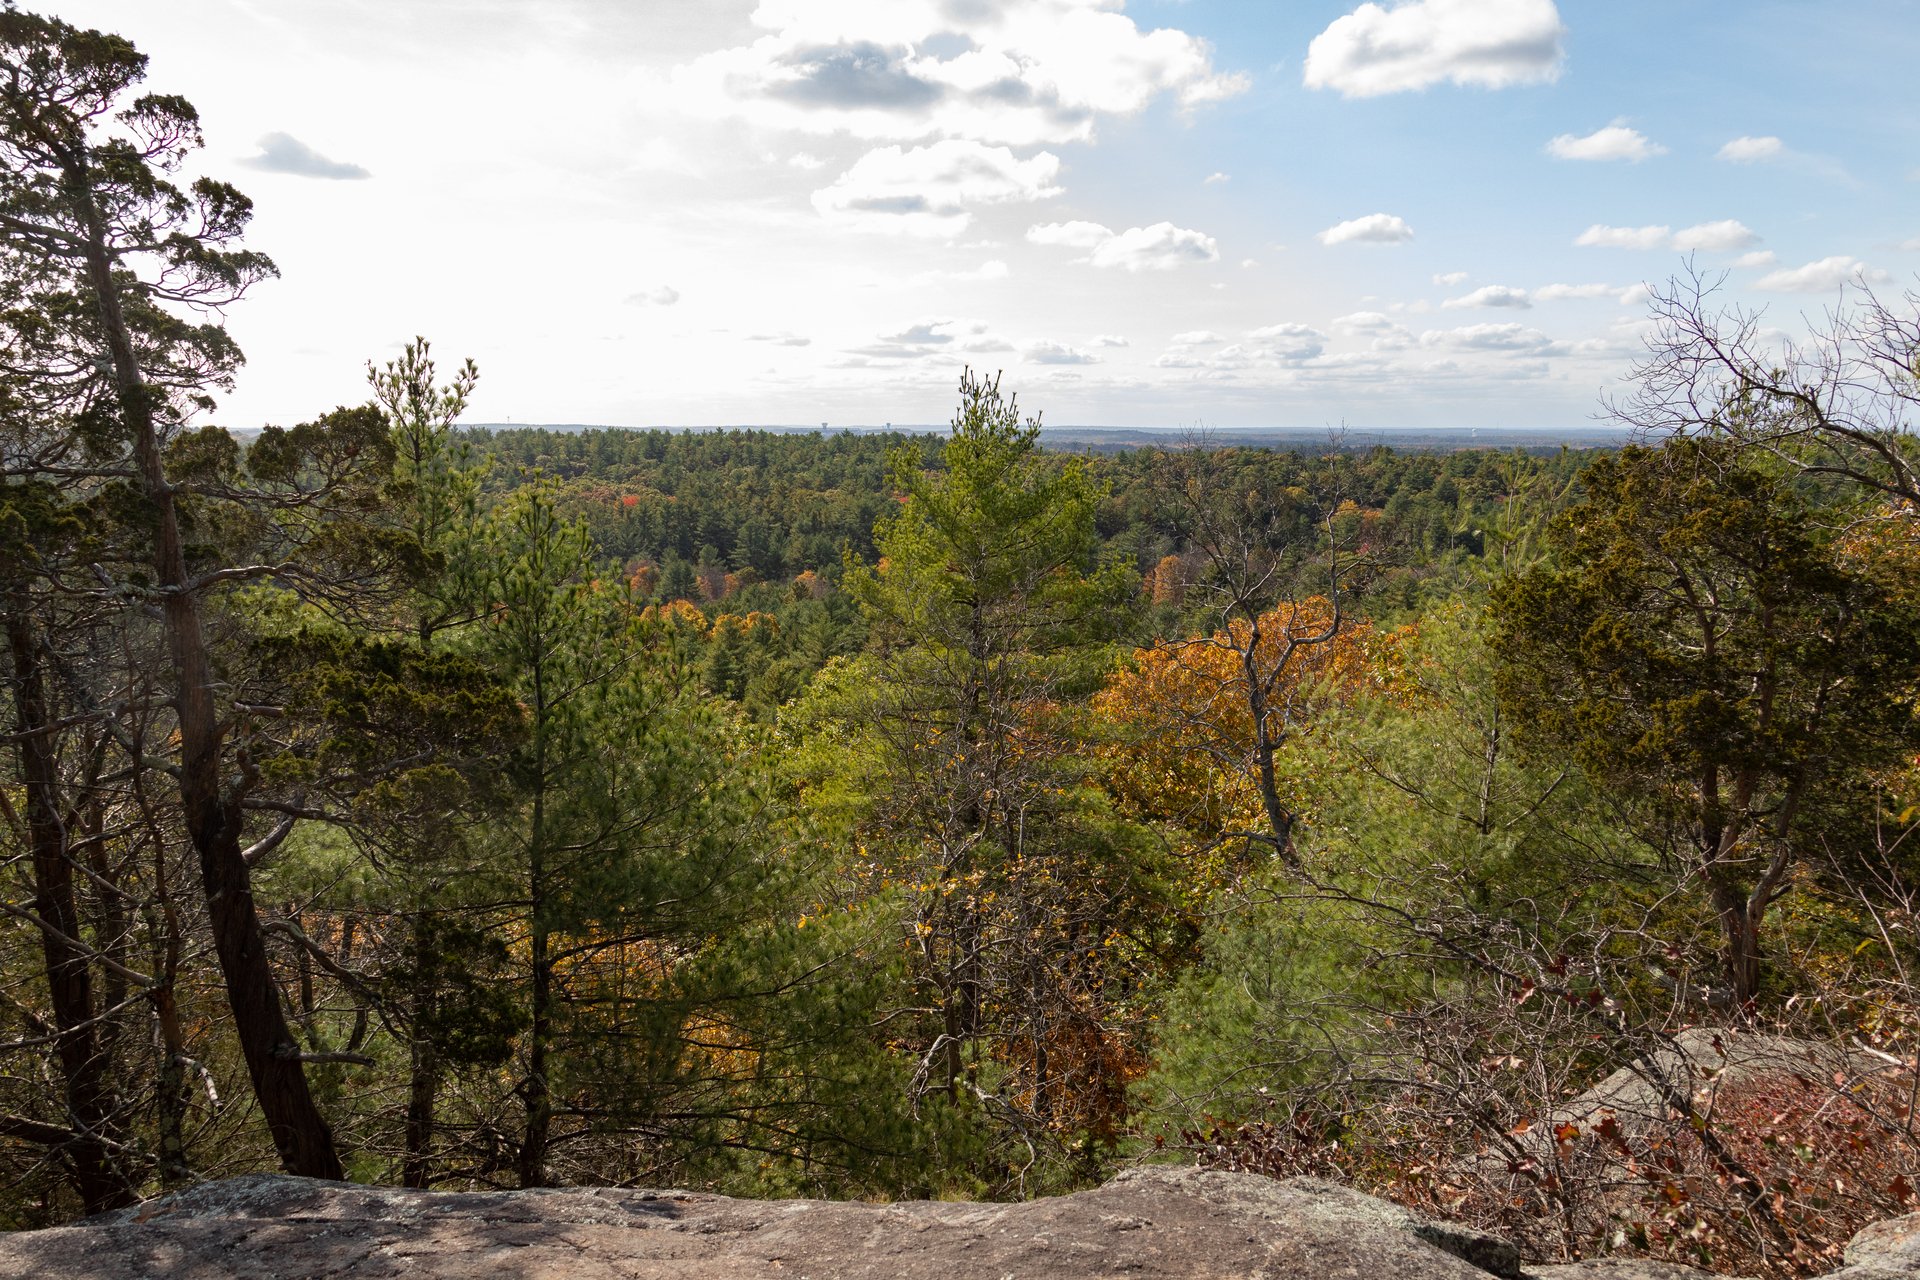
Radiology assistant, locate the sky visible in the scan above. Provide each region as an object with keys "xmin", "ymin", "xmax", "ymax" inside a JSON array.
[{"xmin": 47, "ymin": 0, "xmax": 1920, "ymax": 430}]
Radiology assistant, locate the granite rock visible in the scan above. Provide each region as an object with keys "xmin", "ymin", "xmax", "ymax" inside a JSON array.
[{"xmin": 0, "ymin": 1166, "xmax": 1539, "ymax": 1280}]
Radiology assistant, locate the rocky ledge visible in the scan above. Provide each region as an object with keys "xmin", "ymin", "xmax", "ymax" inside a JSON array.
[{"xmin": 3, "ymin": 1165, "xmax": 1916, "ymax": 1280}]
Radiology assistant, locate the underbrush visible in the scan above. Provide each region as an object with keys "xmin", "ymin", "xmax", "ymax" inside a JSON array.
[{"xmin": 1173, "ymin": 1062, "xmax": 1920, "ymax": 1277}]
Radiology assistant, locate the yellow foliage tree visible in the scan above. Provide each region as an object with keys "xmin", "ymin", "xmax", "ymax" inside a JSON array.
[{"xmin": 1094, "ymin": 597, "xmax": 1401, "ymax": 876}]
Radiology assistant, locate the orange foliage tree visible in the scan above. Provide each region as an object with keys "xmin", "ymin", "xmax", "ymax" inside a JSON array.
[{"xmin": 1094, "ymin": 598, "xmax": 1398, "ymax": 874}]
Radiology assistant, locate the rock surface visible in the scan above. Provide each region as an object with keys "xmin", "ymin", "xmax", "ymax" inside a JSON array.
[
  {"xmin": 0, "ymin": 1167, "xmax": 1515, "ymax": 1280},
  {"xmin": 0, "ymin": 1165, "xmax": 1904, "ymax": 1280},
  {"xmin": 1829, "ymin": 1207, "xmax": 1920, "ymax": 1279}
]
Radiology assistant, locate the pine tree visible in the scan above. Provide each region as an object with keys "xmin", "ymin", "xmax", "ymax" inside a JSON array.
[{"xmin": 820, "ymin": 371, "xmax": 1140, "ymax": 1181}]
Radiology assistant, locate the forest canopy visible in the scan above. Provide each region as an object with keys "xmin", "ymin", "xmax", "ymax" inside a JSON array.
[{"xmin": 5, "ymin": 12, "xmax": 1920, "ymax": 1277}]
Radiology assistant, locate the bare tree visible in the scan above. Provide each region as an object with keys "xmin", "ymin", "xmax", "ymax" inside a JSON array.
[{"xmin": 1616, "ymin": 267, "xmax": 1920, "ymax": 508}]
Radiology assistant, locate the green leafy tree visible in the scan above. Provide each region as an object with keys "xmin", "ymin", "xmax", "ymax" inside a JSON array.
[{"xmin": 1491, "ymin": 439, "xmax": 1920, "ymax": 1009}]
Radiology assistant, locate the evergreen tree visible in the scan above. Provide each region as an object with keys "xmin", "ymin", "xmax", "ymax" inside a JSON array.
[
  {"xmin": 813, "ymin": 370, "xmax": 1144, "ymax": 1186},
  {"xmin": 479, "ymin": 484, "xmax": 831, "ymax": 1186},
  {"xmin": 0, "ymin": 10, "xmax": 378, "ymax": 1179},
  {"xmin": 1492, "ymin": 440, "xmax": 1920, "ymax": 1008}
]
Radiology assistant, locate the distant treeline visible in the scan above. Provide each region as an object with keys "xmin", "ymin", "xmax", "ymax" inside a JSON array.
[
  {"xmin": 470, "ymin": 423, "xmax": 1590, "ymax": 600},
  {"xmin": 465, "ymin": 422, "xmax": 1633, "ymax": 456}
]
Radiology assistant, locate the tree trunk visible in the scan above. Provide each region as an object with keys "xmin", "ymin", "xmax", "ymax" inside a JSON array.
[
  {"xmin": 149, "ymin": 980, "xmax": 192, "ymax": 1188},
  {"xmin": 80, "ymin": 803, "xmax": 131, "ymax": 1084},
  {"xmin": 144, "ymin": 787, "xmax": 193, "ymax": 1188},
  {"xmin": 518, "ymin": 726, "xmax": 552, "ymax": 1189},
  {"xmin": 5, "ymin": 608, "xmax": 136, "ymax": 1214},
  {"xmin": 402, "ymin": 1035, "xmax": 438, "ymax": 1189},
  {"xmin": 518, "ymin": 918, "xmax": 552, "ymax": 1187},
  {"xmin": 77, "ymin": 181, "xmax": 343, "ymax": 1181},
  {"xmin": 402, "ymin": 922, "xmax": 439, "ymax": 1189},
  {"xmin": 1711, "ymin": 879, "xmax": 1764, "ymax": 1012},
  {"xmin": 1244, "ymin": 636, "xmax": 1299, "ymax": 865}
]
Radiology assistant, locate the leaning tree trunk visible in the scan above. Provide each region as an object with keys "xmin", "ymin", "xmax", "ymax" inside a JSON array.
[
  {"xmin": 5, "ymin": 607, "xmax": 136, "ymax": 1213},
  {"xmin": 77, "ymin": 190, "xmax": 344, "ymax": 1181}
]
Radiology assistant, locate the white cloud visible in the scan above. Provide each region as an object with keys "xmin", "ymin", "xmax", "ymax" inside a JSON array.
[
  {"xmin": 1618, "ymin": 282, "xmax": 1653, "ymax": 306},
  {"xmin": 1443, "ymin": 284, "xmax": 1531, "ymax": 309},
  {"xmin": 1318, "ymin": 213, "xmax": 1414, "ymax": 245},
  {"xmin": 1575, "ymin": 220, "xmax": 1760, "ymax": 252},
  {"xmin": 1332, "ymin": 310, "xmax": 1397, "ymax": 334},
  {"xmin": 1718, "ymin": 135, "xmax": 1784, "ymax": 163},
  {"xmin": 1420, "ymin": 322, "xmax": 1553, "ymax": 352},
  {"xmin": 1304, "ymin": 0, "xmax": 1565, "ymax": 97},
  {"xmin": 1204, "ymin": 171, "xmax": 1231, "ymax": 185},
  {"xmin": 1755, "ymin": 255, "xmax": 1887, "ymax": 293},
  {"xmin": 1575, "ymin": 224, "xmax": 1672, "ymax": 250},
  {"xmin": 787, "ymin": 151, "xmax": 827, "ymax": 170},
  {"xmin": 1091, "ymin": 334, "xmax": 1130, "ymax": 347},
  {"xmin": 1171, "ymin": 330, "xmax": 1226, "ymax": 345},
  {"xmin": 886, "ymin": 319, "xmax": 960, "ymax": 344},
  {"xmin": 845, "ymin": 316, "xmax": 1015, "ymax": 359},
  {"xmin": 1159, "ymin": 322, "xmax": 1329, "ymax": 372},
  {"xmin": 1731, "ymin": 250, "xmax": 1776, "ymax": 268},
  {"xmin": 812, "ymin": 140, "xmax": 1061, "ymax": 235},
  {"xmin": 1027, "ymin": 219, "xmax": 1220, "ymax": 271},
  {"xmin": 1898, "ymin": 237, "xmax": 1920, "ymax": 252},
  {"xmin": 1024, "ymin": 340, "xmax": 1099, "ymax": 365},
  {"xmin": 1094, "ymin": 223, "xmax": 1220, "ymax": 270},
  {"xmin": 1242, "ymin": 323, "xmax": 1328, "ymax": 361},
  {"xmin": 1027, "ymin": 220, "xmax": 1113, "ymax": 250},
  {"xmin": 1433, "ymin": 271, "xmax": 1469, "ymax": 286},
  {"xmin": 1547, "ymin": 122, "xmax": 1666, "ymax": 163},
  {"xmin": 1671, "ymin": 219, "xmax": 1759, "ymax": 251},
  {"xmin": 1532, "ymin": 282, "xmax": 1621, "ymax": 301},
  {"xmin": 672, "ymin": 0, "xmax": 1249, "ymax": 146},
  {"xmin": 748, "ymin": 330, "xmax": 811, "ymax": 346},
  {"xmin": 626, "ymin": 285, "xmax": 680, "ymax": 305}
]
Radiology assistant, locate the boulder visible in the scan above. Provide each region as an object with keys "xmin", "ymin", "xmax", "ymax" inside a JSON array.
[
  {"xmin": 44, "ymin": 1162, "xmax": 1920, "ymax": 1279},
  {"xmin": 0, "ymin": 1165, "xmax": 1543, "ymax": 1280},
  {"xmin": 1827, "ymin": 1209, "xmax": 1920, "ymax": 1278}
]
